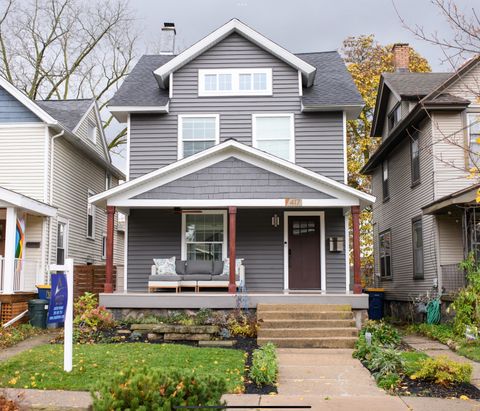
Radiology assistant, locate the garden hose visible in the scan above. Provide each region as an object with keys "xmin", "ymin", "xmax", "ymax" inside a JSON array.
[{"xmin": 426, "ymin": 299, "xmax": 441, "ymax": 325}]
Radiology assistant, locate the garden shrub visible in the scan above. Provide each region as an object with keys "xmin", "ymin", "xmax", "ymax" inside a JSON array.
[
  {"xmin": 411, "ymin": 356, "xmax": 472, "ymax": 385},
  {"xmin": 73, "ymin": 293, "xmax": 115, "ymax": 343},
  {"xmin": 249, "ymin": 342, "xmax": 278, "ymax": 386},
  {"xmin": 368, "ymin": 347, "xmax": 405, "ymax": 382},
  {"xmin": 361, "ymin": 320, "xmax": 401, "ymax": 347},
  {"xmin": 227, "ymin": 311, "xmax": 257, "ymax": 337},
  {"xmin": 92, "ymin": 366, "xmax": 227, "ymax": 411}
]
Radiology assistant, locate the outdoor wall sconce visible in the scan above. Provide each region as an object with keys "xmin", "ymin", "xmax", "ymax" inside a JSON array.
[
  {"xmin": 271, "ymin": 214, "xmax": 280, "ymax": 228},
  {"xmin": 329, "ymin": 237, "xmax": 344, "ymax": 252}
]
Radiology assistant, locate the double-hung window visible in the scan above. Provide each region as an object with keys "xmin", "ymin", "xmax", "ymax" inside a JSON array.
[
  {"xmin": 87, "ymin": 190, "xmax": 95, "ymax": 239},
  {"xmin": 467, "ymin": 113, "xmax": 480, "ymax": 168},
  {"xmin": 411, "ymin": 132, "xmax": 420, "ymax": 185},
  {"xmin": 198, "ymin": 69, "xmax": 272, "ymax": 96},
  {"xmin": 56, "ymin": 219, "xmax": 68, "ymax": 265},
  {"xmin": 379, "ymin": 230, "xmax": 392, "ymax": 278},
  {"xmin": 252, "ymin": 114, "xmax": 294, "ymax": 162},
  {"xmin": 382, "ymin": 160, "xmax": 389, "ymax": 201},
  {"xmin": 182, "ymin": 211, "xmax": 227, "ymax": 261},
  {"xmin": 412, "ymin": 217, "xmax": 424, "ymax": 279},
  {"xmin": 387, "ymin": 103, "xmax": 401, "ymax": 132},
  {"xmin": 178, "ymin": 115, "xmax": 219, "ymax": 159}
]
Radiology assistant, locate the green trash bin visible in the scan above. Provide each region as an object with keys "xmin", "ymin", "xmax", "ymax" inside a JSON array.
[{"xmin": 28, "ymin": 299, "xmax": 49, "ymax": 329}]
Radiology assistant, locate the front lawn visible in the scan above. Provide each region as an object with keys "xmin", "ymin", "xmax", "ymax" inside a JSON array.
[{"xmin": 0, "ymin": 343, "xmax": 245, "ymax": 393}]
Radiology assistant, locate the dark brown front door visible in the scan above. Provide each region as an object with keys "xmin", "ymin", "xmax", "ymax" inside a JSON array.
[
  {"xmin": 0, "ymin": 219, "xmax": 5, "ymax": 256},
  {"xmin": 288, "ymin": 216, "xmax": 321, "ymax": 289}
]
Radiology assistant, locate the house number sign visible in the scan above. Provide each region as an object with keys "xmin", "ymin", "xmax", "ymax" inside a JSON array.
[{"xmin": 285, "ymin": 198, "xmax": 302, "ymax": 207}]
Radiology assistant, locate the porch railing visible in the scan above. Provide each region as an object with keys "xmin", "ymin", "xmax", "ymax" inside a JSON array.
[
  {"xmin": 441, "ymin": 263, "xmax": 466, "ymax": 294},
  {"xmin": 0, "ymin": 257, "xmax": 41, "ymax": 293}
]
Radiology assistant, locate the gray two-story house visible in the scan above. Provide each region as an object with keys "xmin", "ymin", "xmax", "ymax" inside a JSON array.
[
  {"xmin": 362, "ymin": 44, "xmax": 480, "ymax": 317},
  {"xmin": 91, "ymin": 19, "xmax": 374, "ymax": 315}
]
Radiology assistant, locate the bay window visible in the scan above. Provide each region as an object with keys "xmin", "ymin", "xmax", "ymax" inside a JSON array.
[{"xmin": 252, "ymin": 114, "xmax": 294, "ymax": 161}]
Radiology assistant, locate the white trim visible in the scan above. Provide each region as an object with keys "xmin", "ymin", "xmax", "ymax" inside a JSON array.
[
  {"xmin": 56, "ymin": 217, "xmax": 69, "ymax": 265},
  {"xmin": 0, "ymin": 123, "xmax": 49, "ymax": 128},
  {"xmin": 177, "ymin": 114, "xmax": 220, "ymax": 160},
  {"xmin": 180, "ymin": 210, "xmax": 227, "ymax": 260},
  {"xmin": 198, "ymin": 68, "xmax": 272, "ymax": 96},
  {"xmin": 345, "ymin": 212, "xmax": 350, "ymax": 293},
  {"xmin": 126, "ymin": 114, "xmax": 131, "ymax": 181},
  {"xmin": 123, "ymin": 214, "xmax": 128, "ymax": 293},
  {"xmin": 169, "ymin": 73, "xmax": 173, "ymax": 99},
  {"xmin": 86, "ymin": 190, "xmax": 96, "ymax": 240},
  {"xmin": 101, "ymin": 233, "xmax": 107, "ymax": 260},
  {"xmin": 43, "ymin": 125, "xmax": 50, "ymax": 204},
  {"xmin": 90, "ymin": 140, "xmax": 375, "ymax": 207},
  {"xmin": 92, "ymin": 101, "xmax": 112, "ymax": 162},
  {"xmin": 283, "ymin": 211, "xmax": 326, "ymax": 292},
  {"xmin": 153, "ymin": 19, "xmax": 316, "ymax": 88},
  {"xmin": 342, "ymin": 111, "xmax": 347, "ymax": 184},
  {"xmin": 301, "ymin": 103, "xmax": 364, "ymax": 120},
  {"xmin": 108, "ymin": 104, "xmax": 170, "ymax": 123},
  {"xmin": 298, "ymin": 71, "xmax": 303, "ymax": 96},
  {"xmin": 0, "ymin": 186, "xmax": 57, "ymax": 217},
  {"xmin": 252, "ymin": 113, "xmax": 295, "ymax": 162}
]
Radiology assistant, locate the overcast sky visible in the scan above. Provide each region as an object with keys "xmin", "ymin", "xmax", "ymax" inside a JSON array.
[{"xmin": 110, "ymin": 0, "xmax": 479, "ymax": 170}]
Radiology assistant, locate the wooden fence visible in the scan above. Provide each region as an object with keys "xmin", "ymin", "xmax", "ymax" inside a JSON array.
[{"xmin": 74, "ymin": 265, "xmax": 116, "ymax": 299}]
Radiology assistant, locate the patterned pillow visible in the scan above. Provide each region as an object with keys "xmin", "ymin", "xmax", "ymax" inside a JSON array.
[
  {"xmin": 153, "ymin": 257, "xmax": 176, "ymax": 275},
  {"xmin": 222, "ymin": 258, "xmax": 244, "ymax": 277}
]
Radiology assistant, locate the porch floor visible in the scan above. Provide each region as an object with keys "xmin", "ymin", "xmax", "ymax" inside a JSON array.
[{"xmin": 99, "ymin": 291, "xmax": 368, "ymax": 310}]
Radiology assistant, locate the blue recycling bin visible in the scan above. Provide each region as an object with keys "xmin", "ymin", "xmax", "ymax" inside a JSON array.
[{"xmin": 365, "ymin": 288, "xmax": 385, "ymax": 320}]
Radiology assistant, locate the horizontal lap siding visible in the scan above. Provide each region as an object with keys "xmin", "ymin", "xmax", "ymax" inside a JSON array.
[
  {"xmin": 437, "ymin": 215, "xmax": 463, "ymax": 266},
  {"xmin": 372, "ymin": 119, "xmax": 437, "ymax": 301},
  {"xmin": 325, "ymin": 209, "xmax": 346, "ymax": 292},
  {"xmin": 0, "ymin": 86, "xmax": 41, "ymax": 122},
  {"xmin": 129, "ymin": 33, "xmax": 344, "ymax": 182},
  {"xmin": 74, "ymin": 108, "xmax": 109, "ymax": 161}
]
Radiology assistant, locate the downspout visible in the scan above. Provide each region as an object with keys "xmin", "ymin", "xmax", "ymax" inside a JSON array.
[{"xmin": 46, "ymin": 130, "xmax": 64, "ymax": 273}]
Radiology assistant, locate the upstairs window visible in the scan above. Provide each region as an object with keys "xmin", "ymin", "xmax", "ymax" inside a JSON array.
[
  {"xmin": 198, "ymin": 69, "xmax": 272, "ymax": 96},
  {"xmin": 252, "ymin": 114, "xmax": 294, "ymax": 162},
  {"xmin": 411, "ymin": 132, "xmax": 420, "ymax": 185},
  {"xmin": 387, "ymin": 103, "xmax": 402, "ymax": 132},
  {"xmin": 87, "ymin": 120, "xmax": 97, "ymax": 143},
  {"xmin": 87, "ymin": 190, "xmax": 95, "ymax": 239},
  {"xmin": 178, "ymin": 115, "xmax": 219, "ymax": 159},
  {"xmin": 468, "ymin": 113, "xmax": 480, "ymax": 168},
  {"xmin": 379, "ymin": 230, "xmax": 392, "ymax": 278},
  {"xmin": 382, "ymin": 160, "xmax": 389, "ymax": 201}
]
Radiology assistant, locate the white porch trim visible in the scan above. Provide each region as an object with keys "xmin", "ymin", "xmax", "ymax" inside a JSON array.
[
  {"xmin": 0, "ymin": 186, "xmax": 57, "ymax": 217},
  {"xmin": 2, "ymin": 207, "xmax": 17, "ymax": 293},
  {"xmin": 283, "ymin": 211, "xmax": 326, "ymax": 293}
]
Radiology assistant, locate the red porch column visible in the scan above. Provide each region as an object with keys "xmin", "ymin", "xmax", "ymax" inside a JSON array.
[
  {"xmin": 104, "ymin": 205, "xmax": 115, "ymax": 293},
  {"xmin": 351, "ymin": 205, "xmax": 362, "ymax": 294},
  {"xmin": 228, "ymin": 206, "xmax": 237, "ymax": 294}
]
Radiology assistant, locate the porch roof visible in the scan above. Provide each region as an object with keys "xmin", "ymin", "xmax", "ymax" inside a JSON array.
[
  {"xmin": 90, "ymin": 140, "xmax": 375, "ymax": 211},
  {"xmin": 0, "ymin": 186, "xmax": 57, "ymax": 217},
  {"xmin": 422, "ymin": 183, "xmax": 479, "ymax": 215}
]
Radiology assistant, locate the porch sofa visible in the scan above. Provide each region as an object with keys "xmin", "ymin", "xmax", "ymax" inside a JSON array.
[{"xmin": 148, "ymin": 259, "xmax": 245, "ymax": 292}]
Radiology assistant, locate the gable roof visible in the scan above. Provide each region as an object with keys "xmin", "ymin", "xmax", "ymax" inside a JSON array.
[
  {"xmin": 90, "ymin": 139, "xmax": 375, "ymax": 209},
  {"xmin": 36, "ymin": 99, "xmax": 94, "ymax": 132},
  {"xmin": 153, "ymin": 19, "xmax": 317, "ymax": 89},
  {"xmin": 382, "ymin": 72, "xmax": 452, "ymax": 99}
]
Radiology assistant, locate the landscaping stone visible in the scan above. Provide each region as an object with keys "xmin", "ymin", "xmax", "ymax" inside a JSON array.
[
  {"xmin": 117, "ymin": 329, "xmax": 131, "ymax": 335},
  {"xmin": 128, "ymin": 331, "xmax": 143, "ymax": 341},
  {"xmin": 164, "ymin": 333, "xmax": 212, "ymax": 341},
  {"xmin": 131, "ymin": 324, "xmax": 219, "ymax": 334},
  {"xmin": 198, "ymin": 340, "xmax": 235, "ymax": 347},
  {"xmin": 147, "ymin": 333, "xmax": 163, "ymax": 342}
]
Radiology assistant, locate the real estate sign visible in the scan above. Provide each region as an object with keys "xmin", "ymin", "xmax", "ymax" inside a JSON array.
[{"xmin": 47, "ymin": 273, "xmax": 68, "ymax": 323}]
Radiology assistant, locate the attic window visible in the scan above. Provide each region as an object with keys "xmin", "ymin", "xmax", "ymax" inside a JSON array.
[
  {"xmin": 198, "ymin": 69, "xmax": 272, "ymax": 96},
  {"xmin": 387, "ymin": 103, "xmax": 402, "ymax": 132},
  {"xmin": 87, "ymin": 120, "xmax": 97, "ymax": 143}
]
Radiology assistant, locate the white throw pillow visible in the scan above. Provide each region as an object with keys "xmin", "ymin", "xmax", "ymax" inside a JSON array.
[
  {"xmin": 222, "ymin": 258, "xmax": 243, "ymax": 276},
  {"xmin": 153, "ymin": 257, "xmax": 176, "ymax": 275}
]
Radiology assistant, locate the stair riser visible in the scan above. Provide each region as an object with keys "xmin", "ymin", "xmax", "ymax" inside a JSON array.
[
  {"xmin": 258, "ymin": 312, "xmax": 354, "ymax": 320},
  {"xmin": 259, "ymin": 320, "xmax": 356, "ymax": 329},
  {"xmin": 257, "ymin": 304, "xmax": 352, "ymax": 312},
  {"xmin": 257, "ymin": 338, "xmax": 356, "ymax": 349},
  {"xmin": 258, "ymin": 329, "xmax": 358, "ymax": 338}
]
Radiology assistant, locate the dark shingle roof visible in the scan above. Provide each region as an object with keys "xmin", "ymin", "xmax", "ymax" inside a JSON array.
[
  {"xmin": 109, "ymin": 52, "xmax": 363, "ymax": 108},
  {"xmin": 109, "ymin": 55, "xmax": 174, "ymax": 107},
  {"xmin": 299, "ymin": 52, "xmax": 363, "ymax": 106},
  {"xmin": 382, "ymin": 72, "xmax": 452, "ymax": 98},
  {"xmin": 425, "ymin": 92, "xmax": 470, "ymax": 105},
  {"xmin": 36, "ymin": 99, "xmax": 94, "ymax": 131}
]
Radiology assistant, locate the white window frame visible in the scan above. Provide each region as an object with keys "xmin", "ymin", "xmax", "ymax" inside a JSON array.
[
  {"xmin": 252, "ymin": 113, "xmax": 295, "ymax": 162},
  {"xmin": 105, "ymin": 172, "xmax": 112, "ymax": 191},
  {"xmin": 180, "ymin": 210, "xmax": 228, "ymax": 261},
  {"xmin": 56, "ymin": 217, "xmax": 69, "ymax": 265},
  {"xmin": 87, "ymin": 190, "xmax": 96, "ymax": 239},
  {"xmin": 198, "ymin": 68, "xmax": 272, "ymax": 97},
  {"xmin": 101, "ymin": 233, "xmax": 107, "ymax": 260},
  {"xmin": 177, "ymin": 114, "xmax": 220, "ymax": 159},
  {"xmin": 87, "ymin": 121, "xmax": 97, "ymax": 143}
]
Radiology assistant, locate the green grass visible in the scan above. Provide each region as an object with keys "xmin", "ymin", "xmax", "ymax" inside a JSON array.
[
  {"xmin": 458, "ymin": 344, "xmax": 480, "ymax": 362},
  {"xmin": 0, "ymin": 343, "xmax": 245, "ymax": 392},
  {"xmin": 400, "ymin": 351, "xmax": 428, "ymax": 376}
]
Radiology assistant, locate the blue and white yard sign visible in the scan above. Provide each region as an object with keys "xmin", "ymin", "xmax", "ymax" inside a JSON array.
[{"xmin": 47, "ymin": 273, "xmax": 68, "ymax": 323}]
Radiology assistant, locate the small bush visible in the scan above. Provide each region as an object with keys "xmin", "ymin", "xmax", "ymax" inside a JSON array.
[
  {"xmin": 73, "ymin": 293, "xmax": 115, "ymax": 343},
  {"xmin": 368, "ymin": 347, "xmax": 404, "ymax": 381},
  {"xmin": 249, "ymin": 343, "xmax": 278, "ymax": 386},
  {"xmin": 227, "ymin": 312, "xmax": 257, "ymax": 337},
  {"xmin": 377, "ymin": 373, "xmax": 401, "ymax": 391},
  {"xmin": 361, "ymin": 320, "xmax": 401, "ymax": 347},
  {"xmin": 92, "ymin": 366, "xmax": 227, "ymax": 411},
  {"xmin": 412, "ymin": 356, "xmax": 472, "ymax": 386}
]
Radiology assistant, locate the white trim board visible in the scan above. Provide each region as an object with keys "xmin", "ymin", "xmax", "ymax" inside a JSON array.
[
  {"xmin": 0, "ymin": 186, "xmax": 57, "ymax": 217},
  {"xmin": 153, "ymin": 19, "xmax": 316, "ymax": 88},
  {"xmin": 108, "ymin": 103, "xmax": 170, "ymax": 123},
  {"xmin": 283, "ymin": 211, "xmax": 326, "ymax": 293}
]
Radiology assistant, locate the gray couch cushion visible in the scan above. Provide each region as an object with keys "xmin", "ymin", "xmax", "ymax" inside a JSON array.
[
  {"xmin": 149, "ymin": 274, "xmax": 182, "ymax": 282},
  {"xmin": 184, "ymin": 274, "xmax": 212, "ymax": 281},
  {"xmin": 185, "ymin": 260, "xmax": 213, "ymax": 275},
  {"xmin": 212, "ymin": 261, "xmax": 224, "ymax": 275},
  {"xmin": 211, "ymin": 274, "xmax": 229, "ymax": 282},
  {"xmin": 175, "ymin": 260, "xmax": 187, "ymax": 275}
]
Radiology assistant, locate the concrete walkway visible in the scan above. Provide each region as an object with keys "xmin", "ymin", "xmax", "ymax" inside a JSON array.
[
  {"xmin": 404, "ymin": 334, "xmax": 480, "ymax": 389},
  {"xmin": 0, "ymin": 333, "xmax": 53, "ymax": 362}
]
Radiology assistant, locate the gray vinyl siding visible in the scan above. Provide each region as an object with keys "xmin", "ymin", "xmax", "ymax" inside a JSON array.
[
  {"xmin": 372, "ymin": 118, "xmax": 437, "ymax": 301},
  {"xmin": 129, "ymin": 33, "xmax": 344, "ymax": 182},
  {"xmin": 0, "ymin": 86, "xmax": 41, "ymax": 123},
  {"xmin": 325, "ymin": 208, "xmax": 347, "ymax": 292},
  {"xmin": 135, "ymin": 157, "xmax": 333, "ymax": 200}
]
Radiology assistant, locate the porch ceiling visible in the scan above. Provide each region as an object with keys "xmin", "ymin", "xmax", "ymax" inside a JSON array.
[
  {"xmin": 422, "ymin": 183, "xmax": 479, "ymax": 215},
  {"xmin": 0, "ymin": 186, "xmax": 57, "ymax": 217}
]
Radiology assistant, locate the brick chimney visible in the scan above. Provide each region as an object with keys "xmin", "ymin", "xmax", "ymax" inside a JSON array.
[
  {"xmin": 392, "ymin": 43, "xmax": 410, "ymax": 72},
  {"xmin": 159, "ymin": 22, "xmax": 176, "ymax": 55}
]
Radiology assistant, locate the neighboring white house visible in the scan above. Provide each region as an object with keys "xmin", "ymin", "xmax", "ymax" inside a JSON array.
[{"xmin": 0, "ymin": 76, "xmax": 125, "ymax": 295}]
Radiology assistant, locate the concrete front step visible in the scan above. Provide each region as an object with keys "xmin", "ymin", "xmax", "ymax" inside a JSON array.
[
  {"xmin": 257, "ymin": 336, "xmax": 357, "ymax": 348},
  {"xmin": 257, "ymin": 303, "xmax": 352, "ymax": 312},
  {"xmin": 259, "ymin": 319, "xmax": 356, "ymax": 329},
  {"xmin": 257, "ymin": 311, "xmax": 354, "ymax": 320},
  {"xmin": 258, "ymin": 327, "xmax": 358, "ymax": 339}
]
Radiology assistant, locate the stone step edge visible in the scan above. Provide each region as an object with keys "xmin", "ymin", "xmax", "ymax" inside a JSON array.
[
  {"xmin": 257, "ymin": 336, "xmax": 358, "ymax": 341},
  {"xmin": 257, "ymin": 327, "xmax": 358, "ymax": 332}
]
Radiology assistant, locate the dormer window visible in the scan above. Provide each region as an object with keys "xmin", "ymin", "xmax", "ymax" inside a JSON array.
[
  {"xmin": 199, "ymin": 69, "xmax": 272, "ymax": 96},
  {"xmin": 387, "ymin": 103, "xmax": 402, "ymax": 132}
]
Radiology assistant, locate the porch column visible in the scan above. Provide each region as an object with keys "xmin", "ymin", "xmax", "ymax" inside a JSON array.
[
  {"xmin": 104, "ymin": 205, "xmax": 115, "ymax": 293},
  {"xmin": 3, "ymin": 207, "xmax": 17, "ymax": 294},
  {"xmin": 228, "ymin": 206, "xmax": 237, "ymax": 294},
  {"xmin": 351, "ymin": 205, "xmax": 362, "ymax": 294}
]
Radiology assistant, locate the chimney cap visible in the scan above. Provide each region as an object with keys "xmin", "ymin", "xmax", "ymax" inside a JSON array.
[
  {"xmin": 162, "ymin": 22, "xmax": 176, "ymax": 34},
  {"xmin": 392, "ymin": 42, "xmax": 409, "ymax": 47}
]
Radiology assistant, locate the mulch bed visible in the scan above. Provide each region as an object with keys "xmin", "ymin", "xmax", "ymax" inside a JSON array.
[{"xmin": 397, "ymin": 376, "xmax": 480, "ymax": 399}]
